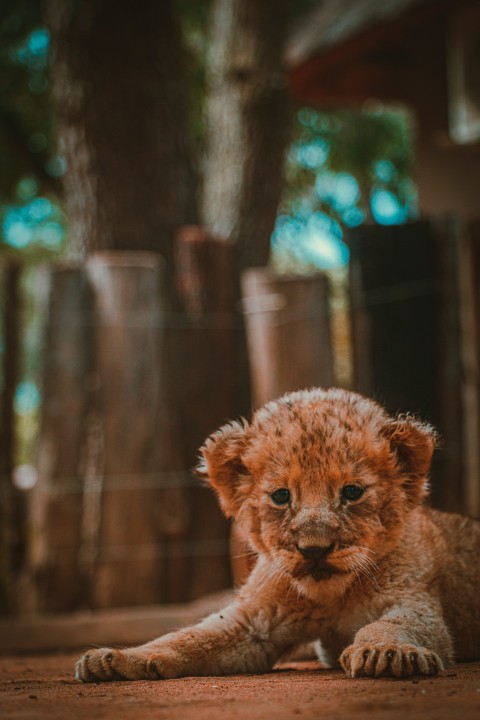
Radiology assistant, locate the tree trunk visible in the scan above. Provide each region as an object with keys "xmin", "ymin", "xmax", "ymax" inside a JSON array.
[
  {"xmin": 201, "ymin": 0, "xmax": 291, "ymax": 270},
  {"xmin": 44, "ymin": 0, "xmax": 196, "ymax": 304}
]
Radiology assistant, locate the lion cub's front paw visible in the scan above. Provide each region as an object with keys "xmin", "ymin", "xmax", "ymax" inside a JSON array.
[
  {"xmin": 340, "ymin": 642, "xmax": 443, "ymax": 678},
  {"xmin": 75, "ymin": 648, "xmax": 165, "ymax": 682}
]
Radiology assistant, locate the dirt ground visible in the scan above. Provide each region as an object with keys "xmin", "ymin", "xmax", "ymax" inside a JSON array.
[{"xmin": 2, "ymin": 654, "xmax": 480, "ymax": 720}]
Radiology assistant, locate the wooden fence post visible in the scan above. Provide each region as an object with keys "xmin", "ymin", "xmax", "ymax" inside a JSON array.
[
  {"xmin": 31, "ymin": 253, "xmax": 194, "ymax": 611},
  {"xmin": 86, "ymin": 251, "xmax": 188, "ymax": 608},
  {"xmin": 241, "ymin": 268, "xmax": 335, "ymax": 408},
  {"xmin": 29, "ymin": 266, "xmax": 93, "ymax": 612},
  {"xmin": 176, "ymin": 227, "xmax": 242, "ymax": 598}
]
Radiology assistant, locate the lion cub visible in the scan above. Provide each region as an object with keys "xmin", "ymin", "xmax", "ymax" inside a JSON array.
[{"xmin": 76, "ymin": 388, "xmax": 480, "ymax": 681}]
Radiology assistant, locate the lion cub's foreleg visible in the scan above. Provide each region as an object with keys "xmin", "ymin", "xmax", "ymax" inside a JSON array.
[
  {"xmin": 75, "ymin": 576, "xmax": 320, "ymax": 682},
  {"xmin": 75, "ymin": 605, "xmax": 274, "ymax": 682},
  {"xmin": 340, "ymin": 596, "xmax": 454, "ymax": 678}
]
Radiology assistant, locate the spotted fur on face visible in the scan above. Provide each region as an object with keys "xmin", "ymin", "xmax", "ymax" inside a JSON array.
[{"xmin": 199, "ymin": 388, "xmax": 437, "ymax": 600}]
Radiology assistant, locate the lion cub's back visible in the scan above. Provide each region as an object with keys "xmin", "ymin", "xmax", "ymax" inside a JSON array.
[{"xmin": 426, "ymin": 507, "xmax": 480, "ymax": 661}]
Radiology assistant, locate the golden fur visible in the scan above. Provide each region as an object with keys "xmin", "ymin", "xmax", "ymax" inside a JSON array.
[{"xmin": 76, "ymin": 388, "xmax": 480, "ymax": 681}]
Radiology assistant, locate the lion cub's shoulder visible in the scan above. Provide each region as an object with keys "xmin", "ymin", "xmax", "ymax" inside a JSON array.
[{"xmin": 422, "ymin": 506, "xmax": 480, "ymax": 564}]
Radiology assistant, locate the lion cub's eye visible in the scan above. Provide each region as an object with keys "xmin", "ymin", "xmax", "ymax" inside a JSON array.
[
  {"xmin": 341, "ymin": 484, "xmax": 365, "ymax": 502},
  {"xmin": 270, "ymin": 488, "xmax": 291, "ymax": 505}
]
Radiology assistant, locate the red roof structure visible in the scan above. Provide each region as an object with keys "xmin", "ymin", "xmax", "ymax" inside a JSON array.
[{"xmin": 287, "ymin": 0, "xmax": 480, "ymax": 217}]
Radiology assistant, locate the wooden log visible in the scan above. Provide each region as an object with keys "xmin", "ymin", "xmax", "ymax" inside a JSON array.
[
  {"xmin": 0, "ymin": 262, "xmax": 25, "ymax": 613},
  {"xmin": 29, "ymin": 266, "xmax": 93, "ymax": 612},
  {"xmin": 176, "ymin": 227, "xmax": 239, "ymax": 599},
  {"xmin": 85, "ymin": 251, "xmax": 188, "ymax": 609},
  {"xmin": 241, "ymin": 268, "xmax": 335, "ymax": 408}
]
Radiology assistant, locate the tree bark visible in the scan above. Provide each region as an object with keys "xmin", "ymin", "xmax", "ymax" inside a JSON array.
[
  {"xmin": 44, "ymin": 0, "xmax": 196, "ymax": 304},
  {"xmin": 201, "ymin": 0, "xmax": 291, "ymax": 270}
]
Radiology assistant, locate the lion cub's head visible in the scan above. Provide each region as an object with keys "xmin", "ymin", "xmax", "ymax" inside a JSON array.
[{"xmin": 199, "ymin": 388, "xmax": 437, "ymax": 598}]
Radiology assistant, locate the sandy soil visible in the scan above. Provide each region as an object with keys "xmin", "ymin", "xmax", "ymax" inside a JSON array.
[{"xmin": 1, "ymin": 654, "xmax": 480, "ymax": 720}]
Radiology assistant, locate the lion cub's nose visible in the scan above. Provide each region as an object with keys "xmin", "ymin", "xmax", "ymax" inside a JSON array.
[{"xmin": 296, "ymin": 542, "xmax": 335, "ymax": 560}]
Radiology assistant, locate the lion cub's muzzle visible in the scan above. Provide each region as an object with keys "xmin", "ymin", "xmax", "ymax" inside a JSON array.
[{"xmin": 292, "ymin": 542, "xmax": 344, "ymax": 581}]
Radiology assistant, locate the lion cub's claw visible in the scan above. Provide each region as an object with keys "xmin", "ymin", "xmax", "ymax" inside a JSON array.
[
  {"xmin": 340, "ymin": 642, "xmax": 443, "ymax": 678},
  {"xmin": 75, "ymin": 648, "xmax": 163, "ymax": 682},
  {"xmin": 75, "ymin": 648, "xmax": 117, "ymax": 682}
]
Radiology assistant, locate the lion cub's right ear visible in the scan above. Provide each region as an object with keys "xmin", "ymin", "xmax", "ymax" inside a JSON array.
[{"xmin": 196, "ymin": 421, "xmax": 251, "ymax": 518}]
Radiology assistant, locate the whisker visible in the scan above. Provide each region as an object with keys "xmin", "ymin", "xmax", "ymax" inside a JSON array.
[
  {"xmin": 355, "ymin": 545, "xmax": 377, "ymax": 556},
  {"xmin": 230, "ymin": 550, "xmax": 258, "ymax": 559},
  {"xmin": 354, "ymin": 553, "xmax": 380, "ymax": 591},
  {"xmin": 345, "ymin": 555, "xmax": 363, "ymax": 591}
]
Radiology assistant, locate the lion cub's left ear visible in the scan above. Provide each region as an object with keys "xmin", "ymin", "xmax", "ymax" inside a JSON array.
[
  {"xmin": 381, "ymin": 416, "xmax": 438, "ymax": 506},
  {"xmin": 196, "ymin": 420, "xmax": 251, "ymax": 519}
]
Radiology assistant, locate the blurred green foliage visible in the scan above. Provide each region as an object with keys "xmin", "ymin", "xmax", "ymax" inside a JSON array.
[
  {"xmin": 0, "ymin": 0, "xmax": 65, "ymax": 265},
  {"xmin": 0, "ymin": 0, "xmax": 56, "ymax": 204},
  {"xmin": 272, "ymin": 104, "xmax": 418, "ymax": 272},
  {"xmin": 285, "ymin": 105, "xmax": 417, "ymax": 220}
]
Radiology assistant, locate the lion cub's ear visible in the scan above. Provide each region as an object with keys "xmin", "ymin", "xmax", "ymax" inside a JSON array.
[
  {"xmin": 196, "ymin": 421, "xmax": 251, "ymax": 518},
  {"xmin": 381, "ymin": 416, "xmax": 438, "ymax": 506}
]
